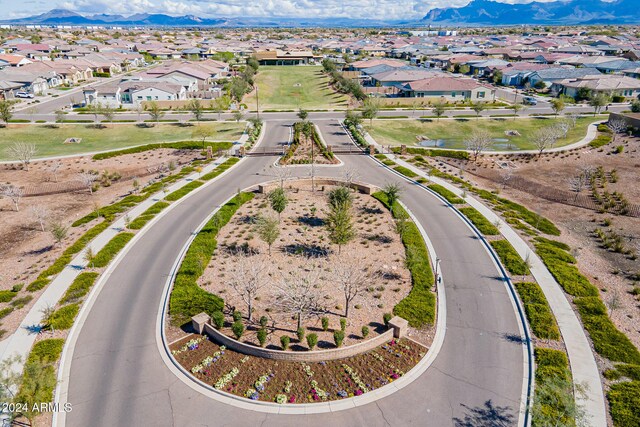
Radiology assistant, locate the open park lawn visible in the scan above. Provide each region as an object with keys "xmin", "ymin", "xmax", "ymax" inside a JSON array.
[
  {"xmin": 244, "ymin": 66, "xmax": 349, "ymax": 111},
  {"xmin": 0, "ymin": 122, "xmax": 245, "ymax": 160},
  {"xmin": 366, "ymin": 116, "xmax": 601, "ymax": 151},
  {"xmin": 171, "ymin": 334, "xmax": 426, "ymax": 403}
]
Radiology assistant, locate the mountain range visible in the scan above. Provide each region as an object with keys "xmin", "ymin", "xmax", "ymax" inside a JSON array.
[
  {"xmin": 2, "ymin": 1, "xmax": 639, "ymax": 27},
  {"xmin": 423, "ymin": 0, "xmax": 640, "ymax": 25}
]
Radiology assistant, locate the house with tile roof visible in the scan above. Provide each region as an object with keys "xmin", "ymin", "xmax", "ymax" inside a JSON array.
[
  {"xmin": 553, "ymin": 75, "xmax": 640, "ymax": 99},
  {"xmin": 399, "ymin": 76, "xmax": 494, "ymax": 101}
]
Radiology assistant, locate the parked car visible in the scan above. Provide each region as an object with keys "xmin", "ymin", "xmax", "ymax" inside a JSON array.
[
  {"xmin": 522, "ymin": 96, "xmax": 537, "ymax": 106},
  {"xmin": 15, "ymin": 91, "xmax": 34, "ymax": 99}
]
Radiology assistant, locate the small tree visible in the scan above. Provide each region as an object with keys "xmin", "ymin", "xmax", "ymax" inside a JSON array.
[
  {"xmin": 84, "ymin": 246, "xmax": 94, "ymax": 268},
  {"xmin": 280, "ymin": 335, "xmax": 290, "ymax": 350},
  {"xmin": 327, "ymin": 186, "xmax": 353, "ymax": 211},
  {"xmin": 14, "ymin": 359, "xmax": 57, "ymax": 424},
  {"xmin": 0, "ymin": 99, "xmax": 13, "ymax": 124},
  {"xmin": 326, "ymin": 203, "xmax": 355, "ymax": 254},
  {"xmin": 55, "ymin": 110, "xmax": 66, "ymax": 125},
  {"xmin": 268, "ymin": 187, "xmax": 288, "ymax": 221},
  {"xmin": 257, "ymin": 328, "xmax": 267, "ymax": 347},
  {"xmin": 192, "ymin": 126, "xmax": 215, "ymax": 149},
  {"xmin": 6, "ymin": 142, "xmax": 37, "ymax": 171},
  {"xmin": 101, "ymin": 104, "xmax": 115, "ymax": 125},
  {"xmin": 394, "ymin": 207, "xmax": 410, "ymax": 237},
  {"xmin": 232, "ymin": 321, "xmax": 245, "ymax": 339},
  {"xmin": 332, "ymin": 256, "xmax": 378, "ymax": 317},
  {"xmin": 212, "ymin": 95, "xmax": 230, "ymax": 120},
  {"xmin": 297, "ymin": 327, "xmax": 305, "ymax": 342},
  {"xmin": 383, "ymin": 183, "xmax": 402, "ymax": 209},
  {"xmin": 187, "ymin": 98, "xmax": 204, "ymax": 124},
  {"xmin": 531, "ymin": 127, "xmax": 555, "ymax": 157},
  {"xmin": 321, "ymin": 316, "xmax": 329, "ymax": 331},
  {"xmin": 607, "ymin": 118, "xmax": 627, "ymax": 143},
  {"xmin": 147, "ymin": 101, "xmax": 164, "ymax": 124},
  {"xmin": 228, "ymin": 254, "xmax": 269, "ymax": 321},
  {"xmin": 465, "ymin": 129, "xmax": 492, "ymax": 162},
  {"xmin": 361, "ymin": 99, "xmax": 379, "ymax": 125},
  {"xmin": 77, "ymin": 172, "xmax": 97, "ymax": 194},
  {"xmin": 333, "ymin": 330, "xmax": 345, "ymax": 347},
  {"xmin": 297, "ymin": 109, "xmax": 309, "ymax": 121},
  {"xmin": 274, "ymin": 263, "xmax": 324, "ymax": 330},
  {"xmin": 550, "ymin": 98, "xmax": 565, "ymax": 116},
  {"xmin": 511, "ymin": 102, "xmax": 524, "ymax": 119},
  {"xmin": 1, "ymin": 184, "xmax": 23, "ymax": 211},
  {"xmin": 306, "ymin": 333, "xmax": 318, "ymax": 350},
  {"xmin": 232, "ymin": 110, "xmax": 245, "ymax": 122},
  {"xmin": 471, "ymin": 102, "xmax": 486, "ymax": 120},
  {"xmin": 255, "ymin": 215, "xmax": 280, "ymax": 255},
  {"xmin": 49, "ymin": 220, "xmax": 68, "ymax": 246},
  {"xmin": 432, "ymin": 100, "xmax": 446, "ymax": 121},
  {"xmin": 589, "ymin": 93, "xmax": 609, "ymax": 116},
  {"xmin": 29, "ymin": 205, "xmax": 50, "ymax": 231},
  {"xmin": 361, "ymin": 325, "xmax": 370, "ymax": 338},
  {"xmin": 48, "ymin": 160, "xmax": 63, "ymax": 182}
]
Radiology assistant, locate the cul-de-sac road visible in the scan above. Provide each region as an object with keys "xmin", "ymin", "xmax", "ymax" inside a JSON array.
[{"xmin": 61, "ymin": 120, "xmax": 526, "ymax": 427}]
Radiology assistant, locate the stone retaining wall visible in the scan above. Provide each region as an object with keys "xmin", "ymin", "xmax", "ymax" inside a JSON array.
[
  {"xmin": 257, "ymin": 178, "xmax": 375, "ymax": 195},
  {"xmin": 192, "ymin": 313, "xmax": 405, "ymax": 362}
]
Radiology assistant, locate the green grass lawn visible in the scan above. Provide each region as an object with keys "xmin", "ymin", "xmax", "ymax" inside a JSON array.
[
  {"xmin": 0, "ymin": 122, "xmax": 245, "ymax": 160},
  {"xmin": 244, "ymin": 66, "xmax": 349, "ymax": 110},
  {"xmin": 366, "ymin": 116, "xmax": 603, "ymax": 151}
]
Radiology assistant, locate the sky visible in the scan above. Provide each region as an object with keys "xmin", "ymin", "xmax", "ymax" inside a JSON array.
[{"xmin": 0, "ymin": 0, "xmax": 597, "ymax": 20}]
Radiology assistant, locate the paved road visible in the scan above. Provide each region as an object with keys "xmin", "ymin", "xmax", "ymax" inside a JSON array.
[{"xmin": 64, "ymin": 120, "xmax": 526, "ymax": 427}]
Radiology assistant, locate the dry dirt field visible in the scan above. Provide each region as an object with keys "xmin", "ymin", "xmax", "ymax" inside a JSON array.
[
  {"xmin": 198, "ymin": 183, "xmax": 419, "ymax": 349},
  {"xmin": 434, "ymin": 134, "xmax": 640, "ymax": 350},
  {"xmin": 0, "ymin": 148, "xmax": 200, "ymax": 337}
]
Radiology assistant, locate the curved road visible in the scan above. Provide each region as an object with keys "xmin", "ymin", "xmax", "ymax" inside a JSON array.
[{"xmin": 62, "ymin": 121, "xmax": 525, "ymax": 427}]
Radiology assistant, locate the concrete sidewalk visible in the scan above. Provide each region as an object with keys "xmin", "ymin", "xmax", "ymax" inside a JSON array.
[
  {"xmin": 365, "ymin": 132, "xmax": 607, "ymax": 426},
  {"xmin": 0, "ymin": 131, "xmax": 246, "ymax": 380}
]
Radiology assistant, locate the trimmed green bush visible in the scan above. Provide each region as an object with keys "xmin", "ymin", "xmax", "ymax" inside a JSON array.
[
  {"xmin": 27, "ymin": 338, "xmax": 65, "ymax": 364},
  {"xmin": 514, "ymin": 282, "xmax": 560, "ymax": 340},
  {"xmin": 0, "ymin": 307, "xmax": 13, "ymax": 319},
  {"xmin": 383, "ymin": 312, "xmax": 392, "ymax": 326},
  {"xmin": 393, "ymin": 165, "xmax": 419, "ymax": 178},
  {"xmin": 427, "ymin": 184, "xmax": 464, "ymax": 204},
  {"xmin": 333, "ymin": 330, "xmax": 345, "ymax": 347},
  {"xmin": 169, "ymin": 192, "xmax": 253, "ymax": 325},
  {"xmin": 48, "ymin": 304, "xmax": 79, "ymax": 330},
  {"xmin": 91, "ymin": 233, "xmax": 134, "ymax": 268},
  {"xmin": 534, "ymin": 237, "xmax": 570, "ymax": 252},
  {"xmin": 257, "ymin": 328, "xmax": 267, "ymax": 347},
  {"xmin": 589, "ymin": 134, "xmax": 612, "ymax": 149},
  {"xmin": 231, "ymin": 321, "xmax": 244, "ymax": 339},
  {"xmin": 340, "ymin": 318, "xmax": 347, "ymax": 331},
  {"xmin": 490, "ymin": 240, "xmax": 530, "ymax": 276},
  {"xmin": 374, "ymin": 192, "xmax": 436, "ymax": 328},
  {"xmin": 0, "ymin": 290, "xmax": 17, "ymax": 303},
  {"xmin": 321, "ymin": 316, "xmax": 329, "ymax": 331},
  {"xmin": 127, "ymin": 201, "xmax": 170, "ymax": 229},
  {"xmin": 306, "ymin": 333, "xmax": 318, "ymax": 350},
  {"xmin": 535, "ymin": 244, "xmax": 598, "ymax": 297},
  {"xmin": 280, "ymin": 335, "xmax": 290, "ymax": 350},
  {"xmin": 459, "ymin": 207, "xmax": 500, "ymax": 235},
  {"xmin": 259, "ymin": 315, "xmax": 268, "ymax": 328},
  {"xmin": 495, "ymin": 197, "xmax": 560, "ymax": 235},
  {"xmin": 164, "ymin": 180, "xmax": 204, "ymax": 201},
  {"xmin": 60, "ymin": 272, "xmax": 99, "ymax": 304},
  {"xmin": 608, "ymin": 381, "xmax": 640, "ymax": 426},
  {"xmin": 297, "ymin": 327, "xmax": 305, "ymax": 342},
  {"xmin": 201, "ymin": 157, "xmax": 240, "ymax": 181},
  {"xmin": 361, "ymin": 326, "xmax": 370, "ymax": 338},
  {"xmin": 232, "ymin": 310, "xmax": 242, "ymax": 322},
  {"xmin": 11, "ymin": 296, "xmax": 32, "ymax": 309},
  {"xmin": 211, "ymin": 311, "xmax": 224, "ymax": 329}
]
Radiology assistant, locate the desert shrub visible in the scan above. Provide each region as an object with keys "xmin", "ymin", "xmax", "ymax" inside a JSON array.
[
  {"xmin": 211, "ymin": 311, "xmax": 224, "ymax": 329},
  {"xmin": 47, "ymin": 304, "xmax": 79, "ymax": 330},
  {"xmin": 0, "ymin": 290, "xmax": 17, "ymax": 303},
  {"xmin": 589, "ymin": 134, "xmax": 612, "ymax": 149},
  {"xmin": 306, "ymin": 333, "xmax": 318, "ymax": 350},
  {"xmin": 201, "ymin": 157, "xmax": 240, "ymax": 181},
  {"xmin": 0, "ymin": 307, "xmax": 13, "ymax": 319},
  {"xmin": 333, "ymin": 330, "xmax": 345, "ymax": 347},
  {"xmin": 534, "ymin": 237, "xmax": 570, "ymax": 252},
  {"xmin": 27, "ymin": 338, "xmax": 65, "ymax": 364},
  {"xmin": 608, "ymin": 381, "xmax": 640, "ymax": 426},
  {"xmin": 11, "ymin": 295, "xmax": 33, "ymax": 309},
  {"xmin": 321, "ymin": 316, "xmax": 329, "ymax": 331},
  {"xmin": 259, "ymin": 315, "xmax": 268, "ymax": 328},
  {"xmin": 60, "ymin": 272, "xmax": 99, "ymax": 304},
  {"xmin": 361, "ymin": 326, "xmax": 370, "ymax": 338},
  {"xmin": 280, "ymin": 335, "xmax": 290, "ymax": 350},
  {"xmin": 232, "ymin": 310, "xmax": 242, "ymax": 322},
  {"xmin": 535, "ymin": 244, "xmax": 598, "ymax": 297},
  {"xmin": 231, "ymin": 321, "xmax": 244, "ymax": 339}
]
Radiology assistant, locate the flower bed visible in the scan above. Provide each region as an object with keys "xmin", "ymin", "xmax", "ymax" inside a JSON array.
[{"xmin": 171, "ymin": 334, "xmax": 426, "ymax": 404}]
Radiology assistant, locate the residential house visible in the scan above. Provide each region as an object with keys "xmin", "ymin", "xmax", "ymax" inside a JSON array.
[
  {"xmin": 0, "ymin": 54, "xmax": 32, "ymax": 67},
  {"xmin": 254, "ymin": 49, "xmax": 317, "ymax": 65},
  {"xmin": 552, "ymin": 74, "xmax": 640, "ymax": 99},
  {"xmin": 528, "ymin": 68, "xmax": 602, "ymax": 88},
  {"xmin": 400, "ymin": 76, "xmax": 495, "ymax": 101}
]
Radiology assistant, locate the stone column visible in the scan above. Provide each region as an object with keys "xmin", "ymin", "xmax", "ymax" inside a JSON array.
[
  {"xmin": 192, "ymin": 312, "xmax": 211, "ymax": 335},
  {"xmin": 388, "ymin": 316, "xmax": 408, "ymax": 339}
]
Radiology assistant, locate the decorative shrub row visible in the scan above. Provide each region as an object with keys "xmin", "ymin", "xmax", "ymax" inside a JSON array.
[
  {"xmin": 127, "ymin": 201, "xmax": 170, "ymax": 230},
  {"xmin": 608, "ymin": 381, "xmax": 640, "ymax": 427},
  {"xmin": 458, "ymin": 207, "xmax": 500, "ymax": 235},
  {"xmin": 532, "ymin": 348, "xmax": 574, "ymax": 427},
  {"xmin": 90, "ymin": 233, "xmax": 135, "ymax": 268},
  {"xmin": 427, "ymin": 184, "xmax": 464, "ymax": 204},
  {"xmin": 490, "ymin": 240, "xmax": 530, "ymax": 276},
  {"xmin": 201, "ymin": 157, "xmax": 240, "ymax": 181},
  {"xmin": 373, "ymin": 192, "xmax": 436, "ymax": 327},
  {"xmin": 392, "ymin": 165, "xmax": 419, "ymax": 178},
  {"xmin": 48, "ymin": 303, "xmax": 80, "ymax": 330},
  {"xmin": 164, "ymin": 180, "xmax": 204, "ymax": 201},
  {"xmin": 534, "ymin": 243, "xmax": 598, "ymax": 297},
  {"xmin": 589, "ymin": 134, "xmax": 612, "ymax": 149},
  {"xmin": 169, "ymin": 192, "xmax": 255, "ymax": 325},
  {"xmin": 59, "ymin": 272, "xmax": 99, "ymax": 305},
  {"xmin": 92, "ymin": 141, "xmax": 231, "ymax": 160},
  {"xmin": 391, "ymin": 146, "xmax": 470, "ymax": 160},
  {"xmin": 514, "ymin": 282, "xmax": 560, "ymax": 340}
]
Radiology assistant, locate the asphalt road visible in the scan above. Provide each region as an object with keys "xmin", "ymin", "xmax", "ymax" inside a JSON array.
[{"xmin": 64, "ymin": 120, "xmax": 525, "ymax": 427}]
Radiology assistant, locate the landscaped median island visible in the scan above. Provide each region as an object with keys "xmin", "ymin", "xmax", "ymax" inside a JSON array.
[
  {"xmin": 279, "ymin": 121, "xmax": 338, "ymax": 165},
  {"xmin": 166, "ymin": 180, "xmax": 438, "ymax": 403}
]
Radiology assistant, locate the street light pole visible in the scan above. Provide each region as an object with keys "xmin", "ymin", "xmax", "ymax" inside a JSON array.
[
  {"xmin": 256, "ymin": 85, "xmax": 260, "ymax": 121},
  {"xmin": 434, "ymin": 257, "xmax": 441, "ymax": 289}
]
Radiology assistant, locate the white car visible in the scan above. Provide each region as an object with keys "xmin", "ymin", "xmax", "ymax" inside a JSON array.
[{"xmin": 15, "ymin": 91, "xmax": 34, "ymax": 99}]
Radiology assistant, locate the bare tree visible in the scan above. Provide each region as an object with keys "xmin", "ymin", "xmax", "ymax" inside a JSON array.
[
  {"xmin": 569, "ymin": 174, "xmax": 587, "ymax": 202},
  {"xmin": 566, "ymin": 113, "xmax": 579, "ymax": 129},
  {"xmin": 29, "ymin": 205, "xmax": 50, "ymax": 231},
  {"xmin": 274, "ymin": 261, "xmax": 324, "ymax": 330},
  {"xmin": 6, "ymin": 142, "xmax": 37, "ymax": 171},
  {"xmin": 332, "ymin": 256, "xmax": 378, "ymax": 318},
  {"xmin": 255, "ymin": 215, "xmax": 280, "ymax": 255},
  {"xmin": 500, "ymin": 167, "xmax": 513, "ymax": 189},
  {"xmin": 552, "ymin": 121, "xmax": 571, "ymax": 140},
  {"xmin": 228, "ymin": 253, "xmax": 270, "ymax": 322},
  {"xmin": 465, "ymin": 129, "xmax": 492, "ymax": 162},
  {"xmin": 607, "ymin": 118, "xmax": 627, "ymax": 143},
  {"xmin": 1, "ymin": 184, "xmax": 23, "ymax": 211},
  {"xmin": 77, "ymin": 172, "xmax": 97, "ymax": 194},
  {"xmin": 269, "ymin": 165, "xmax": 292, "ymax": 188},
  {"xmin": 48, "ymin": 160, "xmax": 63, "ymax": 182},
  {"xmin": 342, "ymin": 167, "xmax": 360, "ymax": 187},
  {"xmin": 531, "ymin": 128, "xmax": 556, "ymax": 157}
]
